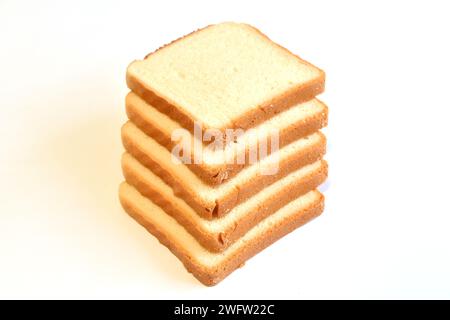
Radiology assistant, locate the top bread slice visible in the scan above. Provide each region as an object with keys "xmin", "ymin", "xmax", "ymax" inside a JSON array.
[{"xmin": 127, "ymin": 22, "xmax": 325, "ymax": 133}]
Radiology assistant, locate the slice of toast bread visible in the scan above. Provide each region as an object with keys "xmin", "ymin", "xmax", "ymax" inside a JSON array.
[
  {"xmin": 123, "ymin": 151, "xmax": 327, "ymax": 252},
  {"xmin": 121, "ymin": 121, "xmax": 326, "ymax": 219},
  {"xmin": 119, "ymin": 182, "xmax": 324, "ymax": 286},
  {"xmin": 127, "ymin": 22, "xmax": 325, "ymax": 135},
  {"xmin": 126, "ymin": 92, "xmax": 328, "ymax": 185}
]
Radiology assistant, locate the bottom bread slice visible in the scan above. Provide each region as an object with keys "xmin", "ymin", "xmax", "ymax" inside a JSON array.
[{"xmin": 119, "ymin": 182, "xmax": 324, "ymax": 286}]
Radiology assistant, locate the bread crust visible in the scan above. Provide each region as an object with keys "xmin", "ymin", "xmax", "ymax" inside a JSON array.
[
  {"xmin": 126, "ymin": 93, "xmax": 328, "ymax": 185},
  {"xmin": 126, "ymin": 23, "xmax": 325, "ymax": 136},
  {"xmin": 121, "ymin": 130, "xmax": 326, "ymax": 219},
  {"xmin": 123, "ymin": 155, "xmax": 327, "ymax": 252},
  {"xmin": 119, "ymin": 184, "xmax": 324, "ymax": 286}
]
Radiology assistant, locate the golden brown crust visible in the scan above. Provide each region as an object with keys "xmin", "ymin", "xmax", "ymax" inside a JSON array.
[
  {"xmin": 205, "ymin": 193, "xmax": 323, "ymax": 286},
  {"xmin": 126, "ymin": 94, "xmax": 328, "ymax": 185},
  {"xmin": 123, "ymin": 157, "xmax": 327, "ymax": 252},
  {"xmin": 119, "ymin": 185, "xmax": 324, "ymax": 286},
  {"xmin": 126, "ymin": 22, "xmax": 325, "ymax": 136},
  {"xmin": 121, "ymin": 131, "xmax": 326, "ymax": 219}
]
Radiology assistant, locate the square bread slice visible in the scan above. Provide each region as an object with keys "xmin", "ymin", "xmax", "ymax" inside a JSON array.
[
  {"xmin": 119, "ymin": 182, "xmax": 324, "ymax": 286},
  {"xmin": 127, "ymin": 22, "xmax": 325, "ymax": 134},
  {"xmin": 123, "ymin": 151, "xmax": 327, "ymax": 252},
  {"xmin": 126, "ymin": 92, "xmax": 328, "ymax": 185},
  {"xmin": 121, "ymin": 121, "xmax": 326, "ymax": 219}
]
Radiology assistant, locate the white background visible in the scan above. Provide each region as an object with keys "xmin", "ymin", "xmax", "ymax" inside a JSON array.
[{"xmin": 1, "ymin": 0, "xmax": 449, "ymax": 299}]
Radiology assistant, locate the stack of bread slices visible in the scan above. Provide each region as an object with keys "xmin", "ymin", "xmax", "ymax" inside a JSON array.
[{"xmin": 120, "ymin": 22, "xmax": 328, "ymax": 286}]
